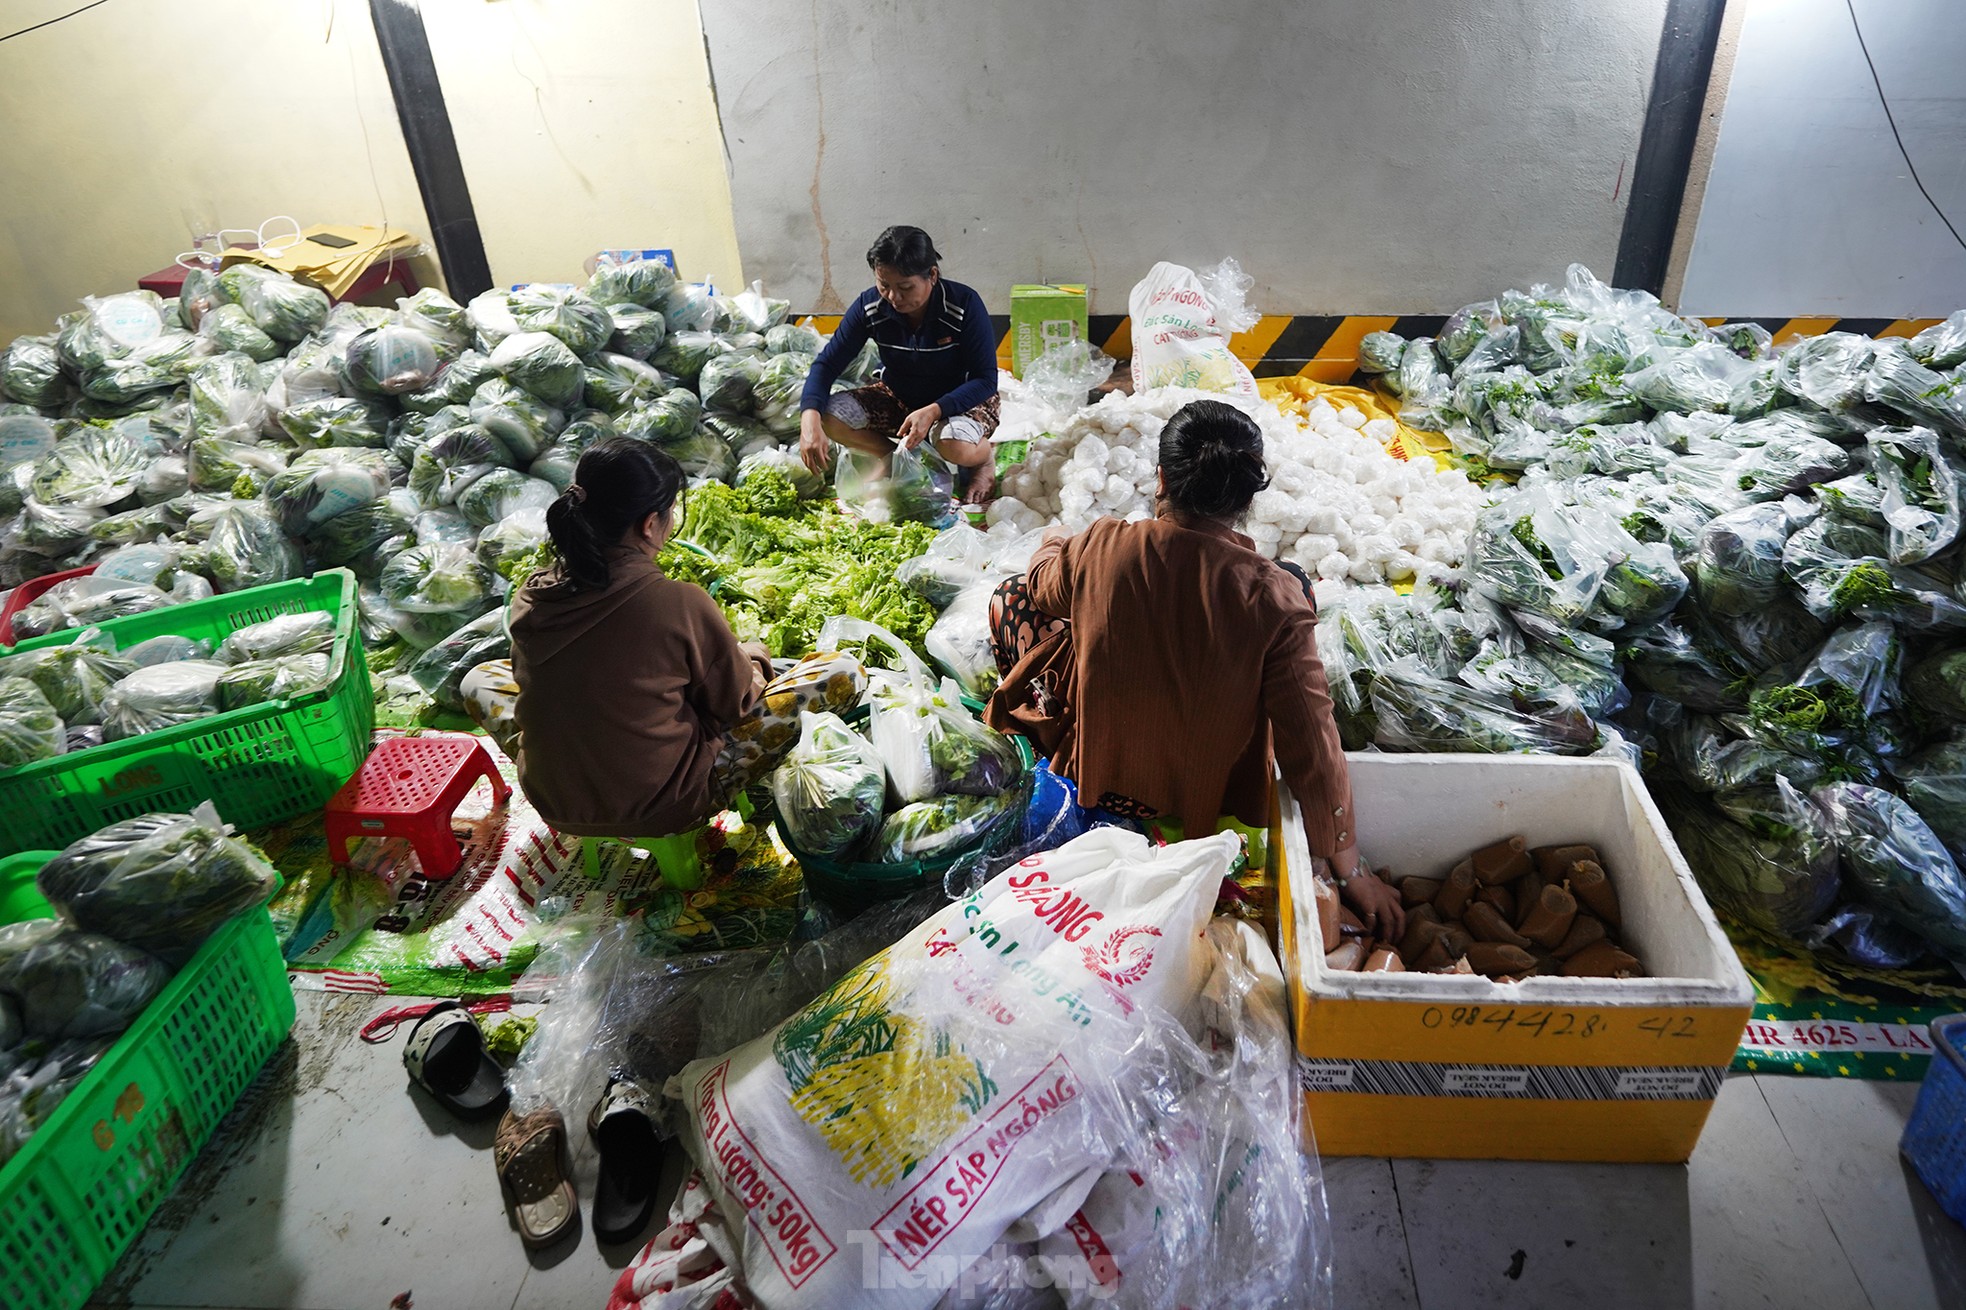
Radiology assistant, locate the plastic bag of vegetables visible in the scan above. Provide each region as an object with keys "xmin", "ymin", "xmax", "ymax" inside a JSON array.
[
  {"xmin": 1691, "ymin": 501, "xmax": 1807, "ymax": 617},
  {"xmin": 186, "ymin": 353, "xmax": 275, "ymax": 445},
  {"xmin": 403, "ymin": 350, "xmax": 497, "ymax": 416},
  {"xmin": 701, "ymin": 412, "xmax": 778, "ymax": 463},
  {"xmin": 216, "ymin": 653, "xmax": 332, "ymax": 711},
  {"xmin": 1369, "ymin": 659, "xmax": 1600, "ymax": 755},
  {"xmin": 381, "ymin": 542, "xmax": 495, "ymax": 615},
  {"xmin": 489, "ymin": 330, "xmax": 584, "ymax": 408},
  {"xmin": 224, "ymin": 268, "xmax": 330, "ymax": 343},
  {"xmin": 587, "ymin": 255, "xmax": 677, "ymax": 308},
  {"xmin": 698, "ymin": 351, "xmax": 765, "ymax": 415},
  {"xmin": 457, "ymin": 467, "xmax": 557, "ymax": 529},
  {"xmin": 477, "ymin": 507, "xmax": 549, "ymax": 581},
  {"xmin": 582, "ymin": 353, "xmax": 669, "ymax": 413},
  {"xmin": 395, "ymin": 287, "xmax": 471, "ymax": 354},
  {"xmin": 619, "ymin": 389, "xmax": 701, "ymax": 444},
  {"xmin": 660, "ymin": 282, "xmax": 717, "ymax": 335},
  {"xmin": 733, "ymin": 445, "xmax": 826, "ymax": 499},
  {"xmin": 529, "ymin": 417, "xmax": 611, "ymax": 491},
  {"xmin": 1813, "ymin": 783, "xmax": 1966, "ymax": 964},
  {"xmin": 764, "ymin": 321, "xmax": 823, "ymax": 356},
  {"xmin": 865, "ymin": 669, "xmax": 1022, "ymax": 802},
  {"xmin": 1796, "ymin": 557, "xmax": 1966, "ymax": 634},
  {"xmin": 265, "ymin": 447, "xmax": 393, "ymax": 536},
  {"xmin": 1864, "ymin": 343, "xmax": 1966, "ymax": 439},
  {"xmin": 752, "ymin": 352, "xmax": 813, "ymax": 435},
  {"xmin": 469, "ymin": 378, "xmax": 563, "ymax": 461},
  {"xmin": 651, "ymin": 330, "xmax": 728, "ymax": 385},
  {"xmin": 341, "ymin": 323, "xmax": 442, "ymax": 398},
  {"xmin": 31, "ymin": 427, "xmax": 150, "ymax": 509},
  {"xmin": 896, "ymin": 524, "xmax": 996, "ymax": 608},
  {"xmin": 1775, "ymin": 332, "xmax": 1876, "ymax": 414},
  {"xmin": 509, "ymin": 285, "xmax": 611, "ymax": 356},
  {"xmin": 924, "ymin": 582, "xmax": 999, "ymax": 698},
  {"xmin": 1895, "ymin": 740, "xmax": 1966, "ymax": 857},
  {"xmin": 98, "ymin": 660, "xmax": 226, "ymax": 741},
  {"xmin": 1865, "ymin": 426, "xmax": 1962, "ymax": 564},
  {"xmin": 218, "ymin": 611, "xmax": 336, "ymax": 664},
  {"xmin": 0, "ymin": 640, "xmax": 136, "ymax": 723},
  {"xmin": 36, "ymin": 802, "xmax": 281, "ymax": 965},
  {"xmin": 180, "ymin": 500, "xmax": 302, "ymax": 593},
  {"xmin": 0, "ymin": 677, "xmax": 65, "ymax": 769},
  {"xmin": 7, "ymin": 577, "xmax": 174, "ymax": 641},
  {"xmin": 871, "ymin": 793, "xmax": 1014, "ymax": 863},
  {"xmin": 605, "ymin": 304, "xmax": 667, "ymax": 361},
  {"xmin": 409, "ymin": 423, "xmax": 517, "ymax": 507},
  {"xmin": 278, "ymin": 395, "xmax": 391, "ymax": 449},
  {"xmin": 661, "ymin": 427, "xmax": 738, "ymax": 482},
  {"xmin": 0, "ymin": 335, "xmax": 70, "ymax": 407},
  {"xmin": 1657, "ymin": 780, "xmax": 1841, "ymax": 938},
  {"xmin": 771, "ymin": 711, "xmax": 887, "ymax": 856},
  {"xmin": 836, "ymin": 444, "xmax": 956, "ymax": 528},
  {"xmin": 408, "ymin": 607, "xmax": 509, "ymax": 712},
  {"xmin": 0, "ymin": 920, "xmax": 167, "ymax": 1039},
  {"xmin": 717, "ymin": 281, "xmax": 791, "ymax": 334},
  {"xmin": 195, "ymin": 303, "xmax": 279, "ymax": 362}
]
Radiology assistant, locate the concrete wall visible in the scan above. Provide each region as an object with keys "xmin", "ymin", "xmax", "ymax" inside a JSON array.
[
  {"xmin": 1678, "ymin": 0, "xmax": 1966, "ymax": 317},
  {"xmin": 0, "ymin": 0, "xmax": 743, "ymax": 343},
  {"xmin": 700, "ymin": 0, "xmax": 1669, "ymax": 316}
]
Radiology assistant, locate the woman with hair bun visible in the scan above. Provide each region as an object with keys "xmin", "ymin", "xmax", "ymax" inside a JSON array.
[
  {"xmin": 461, "ymin": 437, "xmax": 863, "ymax": 838},
  {"xmin": 984, "ymin": 399, "xmax": 1400, "ymax": 937}
]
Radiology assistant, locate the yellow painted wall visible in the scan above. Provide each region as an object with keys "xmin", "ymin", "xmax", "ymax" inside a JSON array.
[
  {"xmin": 0, "ymin": 0, "xmax": 744, "ymax": 344},
  {"xmin": 0, "ymin": 0, "xmax": 430, "ymax": 343},
  {"xmin": 419, "ymin": 0, "xmax": 743, "ymax": 294}
]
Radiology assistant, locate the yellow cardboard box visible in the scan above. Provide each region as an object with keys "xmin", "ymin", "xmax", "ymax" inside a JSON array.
[{"xmin": 1278, "ymin": 754, "xmax": 1752, "ymax": 1163}]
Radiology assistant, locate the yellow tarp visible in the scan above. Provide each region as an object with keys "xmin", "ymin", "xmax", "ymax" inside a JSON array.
[
  {"xmin": 1256, "ymin": 376, "xmax": 1453, "ymax": 471},
  {"xmin": 220, "ymin": 224, "xmax": 421, "ymax": 299}
]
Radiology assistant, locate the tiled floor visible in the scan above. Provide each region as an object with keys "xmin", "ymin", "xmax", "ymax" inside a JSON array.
[{"xmin": 89, "ymin": 991, "xmax": 1966, "ymax": 1310}]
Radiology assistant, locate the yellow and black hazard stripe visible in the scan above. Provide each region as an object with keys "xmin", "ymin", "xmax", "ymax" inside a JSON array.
[{"xmin": 804, "ymin": 313, "xmax": 1945, "ymax": 385}]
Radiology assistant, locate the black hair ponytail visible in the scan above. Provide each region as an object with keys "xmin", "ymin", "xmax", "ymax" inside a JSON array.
[
  {"xmin": 544, "ymin": 437, "xmax": 683, "ymax": 591},
  {"xmin": 1157, "ymin": 399, "xmax": 1269, "ymax": 520}
]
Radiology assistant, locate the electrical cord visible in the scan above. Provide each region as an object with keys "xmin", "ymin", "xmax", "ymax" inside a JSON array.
[
  {"xmin": 0, "ymin": 0, "xmax": 110, "ymax": 43},
  {"xmin": 1846, "ymin": 0, "xmax": 1966, "ymax": 255},
  {"xmin": 174, "ymin": 215, "xmax": 305, "ymax": 272}
]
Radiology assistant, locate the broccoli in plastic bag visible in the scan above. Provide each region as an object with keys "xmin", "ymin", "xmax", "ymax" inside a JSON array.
[
  {"xmin": 36, "ymin": 802, "xmax": 281, "ymax": 965},
  {"xmin": 0, "ymin": 920, "xmax": 167, "ymax": 1039},
  {"xmin": 771, "ymin": 711, "xmax": 887, "ymax": 857},
  {"xmin": 99, "ymin": 660, "xmax": 226, "ymax": 741},
  {"xmin": 1813, "ymin": 783, "xmax": 1966, "ymax": 964},
  {"xmin": 381, "ymin": 542, "xmax": 495, "ymax": 615},
  {"xmin": 871, "ymin": 793, "xmax": 1014, "ymax": 864},
  {"xmin": 0, "ymin": 677, "xmax": 65, "ymax": 770}
]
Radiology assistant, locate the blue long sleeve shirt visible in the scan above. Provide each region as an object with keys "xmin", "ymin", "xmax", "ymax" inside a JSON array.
[{"xmin": 800, "ymin": 279, "xmax": 998, "ymax": 418}]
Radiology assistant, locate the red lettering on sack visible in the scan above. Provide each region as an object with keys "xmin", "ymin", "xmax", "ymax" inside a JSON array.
[
  {"xmin": 695, "ymin": 1060, "xmax": 836, "ymax": 1285},
  {"xmin": 1066, "ymin": 1211, "xmax": 1121, "ymax": 1286}
]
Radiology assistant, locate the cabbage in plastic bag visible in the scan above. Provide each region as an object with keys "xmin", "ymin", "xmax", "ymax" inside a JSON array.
[
  {"xmin": 476, "ymin": 506, "xmax": 549, "ymax": 582},
  {"xmin": 180, "ymin": 500, "xmax": 302, "ymax": 592},
  {"xmin": 226, "ymin": 268, "xmax": 330, "ymax": 343},
  {"xmin": 529, "ymin": 417, "xmax": 611, "ymax": 491},
  {"xmin": 381, "ymin": 542, "xmax": 495, "ymax": 614},
  {"xmin": 490, "ymin": 330, "xmax": 584, "ymax": 408},
  {"xmin": 265, "ymin": 447, "xmax": 393, "ymax": 536},
  {"xmin": 457, "ymin": 467, "xmax": 557, "ymax": 529},
  {"xmin": 662, "ymin": 427, "xmax": 737, "ymax": 482},
  {"xmin": 396, "ymin": 287, "xmax": 471, "ymax": 355},
  {"xmin": 402, "ymin": 350, "xmax": 497, "ymax": 416},
  {"xmin": 36, "ymin": 802, "xmax": 281, "ymax": 965},
  {"xmin": 0, "ymin": 677, "xmax": 64, "ymax": 769},
  {"xmin": 409, "ymin": 422, "xmax": 516, "ymax": 507},
  {"xmin": 752, "ymin": 353, "xmax": 813, "ymax": 435},
  {"xmin": 99, "ymin": 660, "xmax": 226, "ymax": 741},
  {"xmin": 772, "ymin": 711, "xmax": 887, "ymax": 856},
  {"xmin": 0, "ymin": 921, "xmax": 167, "ymax": 1039},
  {"xmin": 698, "ymin": 351, "xmax": 765, "ymax": 415},
  {"xmin": 79, "ymin": 331, "xmax": 200, "ymax": 404}
]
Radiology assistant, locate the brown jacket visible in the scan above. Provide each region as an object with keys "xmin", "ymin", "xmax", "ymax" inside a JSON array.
[
  {"xmin": 986, "ymin": 515, "xmax": 1356, "ymax": 858},
  {"xmin": 509, "ymin": 546, "xmax": 764, "ymax": 838}
]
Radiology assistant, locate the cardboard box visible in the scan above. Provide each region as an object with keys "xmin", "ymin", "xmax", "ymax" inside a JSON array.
[
  {"xmin": 1010, "ymin": 284, "xmax": 1089, "ymax": 378},
  {"xmin": 1278, "ymin": 754, "xmax": 1752, "ymax": 1163}
]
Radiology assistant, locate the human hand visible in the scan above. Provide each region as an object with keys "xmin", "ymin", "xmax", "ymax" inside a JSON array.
[
  {"xmin": 799, "ymin": 410, "xmax": 830, "ymax": 475},
  {"xmin": 1339, "ymin": 864, "xmax": 1405, "ymax": 943},
  {"xmin": 897, "ymin": 403, "xmax": 943, "ymax": 449}
]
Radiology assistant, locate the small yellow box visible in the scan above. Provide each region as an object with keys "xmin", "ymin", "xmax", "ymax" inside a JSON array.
[{"xmin": 1278, "ymin": 754, "xmax": 1752, "ymax": 1163}]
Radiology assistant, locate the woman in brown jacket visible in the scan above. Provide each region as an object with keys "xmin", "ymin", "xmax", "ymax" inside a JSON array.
[
  {"xmin": 485, "ymin": 439, "xmax": 862, "ymax": 838},
  {"xmin": 985, "ymin": 399, "xmax": 1403, "ymax": 938}
]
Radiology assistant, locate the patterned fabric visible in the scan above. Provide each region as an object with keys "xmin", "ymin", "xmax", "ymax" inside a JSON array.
[
  {"xmin": 987, "ymin": 573, "xmax": 1067, "ymax": 677},
  {"xmin": 827, "ymin": 381, "xmax": 1003, "ymax": 444},
  {"xmin": 462, "ymin": 652, "xmax": 867, "ymax": 822}
]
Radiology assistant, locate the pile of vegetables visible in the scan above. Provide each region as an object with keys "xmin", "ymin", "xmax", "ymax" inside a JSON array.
[
  {"xmin": 0, "ymin": 802, "xmax": 279, "ymax": 1163},
  {"xmin": 0, "ymin": 259, "xmax": 863, "ymax": 731},
  {"xmin": 1348, "ymin": 267, "xmax": 1966, "ymax": 975}
]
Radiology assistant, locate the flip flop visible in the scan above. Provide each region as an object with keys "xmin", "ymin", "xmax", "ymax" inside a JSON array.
[
  {"xmin": 403, "ymin": 1001, "xmax": 508, "ymax": 1120},
  {"xmin": 495, "ymin": 1105, "xmax": 579, "ymax": 1249},
  {"xmin": 587, "ymin": 1073, "xmax": 663, "ymax": 1245}
]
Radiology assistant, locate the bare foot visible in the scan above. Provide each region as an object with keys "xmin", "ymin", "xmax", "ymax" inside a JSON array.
[{"xmin": 962, "ymin": 459, "xmax": 997, "ymax": 504}]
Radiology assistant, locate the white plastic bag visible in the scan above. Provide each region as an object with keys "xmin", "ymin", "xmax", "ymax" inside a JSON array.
[{"xmin": 1127, "ymin": 260, "xmax": 1259, "ymax": 401}]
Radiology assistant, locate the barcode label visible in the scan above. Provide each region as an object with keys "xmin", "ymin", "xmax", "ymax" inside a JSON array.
[{"xmin": 1299, "ymin": 1056, "xmax": 1725, "ymax": 1101}]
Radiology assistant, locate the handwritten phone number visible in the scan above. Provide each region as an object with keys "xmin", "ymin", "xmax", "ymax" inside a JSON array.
[{"xmin": 1418, "ymin": 1006, "xmax": 1700, "ymax": 1041}]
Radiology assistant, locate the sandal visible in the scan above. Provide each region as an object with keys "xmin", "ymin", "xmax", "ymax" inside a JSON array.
[
  {"xmin": 587, "ymin": 1073, "xmax": 663, "ymax": 1245},
  {"xmin": 403, "ymin": 1001, "xmax": 508, "ymax": 1120},
  {"xmin": 495, "ymin": 1105, "xmax": 579, "ymax": 1249}
]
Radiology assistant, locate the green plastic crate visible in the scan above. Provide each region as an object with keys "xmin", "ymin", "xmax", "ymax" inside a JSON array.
[
  {"xmin": 0, "ymin": 850, "xmax": 297, "ymax": 1310},
  {"xmin": 0, "ymin": 570, "xmax": 374, "ymax": 855}
]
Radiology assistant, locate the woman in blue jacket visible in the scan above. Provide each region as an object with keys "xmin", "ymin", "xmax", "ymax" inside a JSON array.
[{"xmin": 797, "ymin": 226, "xmax": 1001, "ymax": 501}]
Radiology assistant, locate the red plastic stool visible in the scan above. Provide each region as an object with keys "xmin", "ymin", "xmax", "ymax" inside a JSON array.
[{"xmin": 324, "ymin": 736, "xmax": 511, "ymax": 879}]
